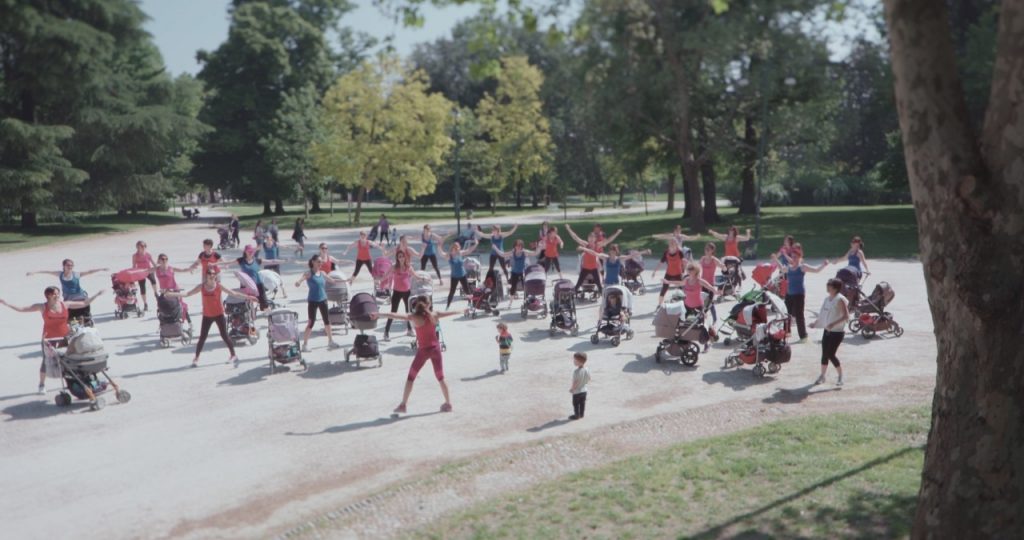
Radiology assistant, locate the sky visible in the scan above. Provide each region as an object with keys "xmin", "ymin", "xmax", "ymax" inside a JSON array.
[{"xmin": 141, "ymin": 0, "xmax": 881, "ymax": 77}]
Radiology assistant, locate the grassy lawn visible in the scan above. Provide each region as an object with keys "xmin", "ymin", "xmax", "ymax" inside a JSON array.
[
  {"xmin": 0, "ymin": 213, "xmax": 183, "ymax": 253},
  {"xmin": 415, "ymin": 406, "xmax": 927, "ymax": 539},
  {"xmin": 503, "ymin": 205, "xmax": 919, "ymax": 259}
]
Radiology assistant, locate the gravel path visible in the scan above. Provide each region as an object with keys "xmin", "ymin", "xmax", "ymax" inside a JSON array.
[{"xmin": 0, "ymin": 212, "xmax": 935, "ymax": 539}]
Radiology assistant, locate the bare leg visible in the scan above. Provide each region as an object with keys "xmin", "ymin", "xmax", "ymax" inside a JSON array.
[
  {"xmin": 400, "ymin": 379, "xmax": 415, "ymax": 407},
  {"xmin": 438, "ymin": 379, "xmax": 451, "ymax": 405}
]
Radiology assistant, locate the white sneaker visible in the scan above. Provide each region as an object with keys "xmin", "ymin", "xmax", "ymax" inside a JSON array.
[
  {"xmin": 328, "ymin": 341, "xmax": 341, "ymax": 350},
  {"xmin": 37, "ymin": 384, "xmax": 45, "ymax": 395},
  {"xmin": 302, "ymin": 344, "xmax": 310, "ymax": 353},
  {"xmin": 836, "ymin": 376, "xmax": 844, "ymax": 387},
  {"xmin": 814, "ymin": 375, "xmax": 826, "ymax": 385}
]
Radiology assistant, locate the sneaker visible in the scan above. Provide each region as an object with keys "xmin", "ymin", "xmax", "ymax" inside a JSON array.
[
  {"xmin": 383, "ymin": 334, "xmax": 390, "ymax": 342},
  {"xmin": 230, "ymin": 356, "xmax": 239, "ymax": 368},
  {"xmin": 191, "ymin": 359, "xmax": 199, "ymax": 368},
  {"xmin": 836, "ymin": 376, "xmax": 844, "ymax": 387},
  {"xmin": 328, "ymin": 341, "xmax": 341, "ymax": 350},
  {"xmin": 568, "ymin": 414, "xmax": 579, "ymax": 420},
  {"xmin": 393, "ymin": 403, "xmax": 406, "ymax": 414},
  {"xmin": 814, "ymin": 375, "xmax": 826, "ymax": 385},
  {"xmin": 797, "ymin": 337, "xmax": 808, "ymax": 344},
  {"xmin": 440, "ymin": 402, "xmax": 453, "ymax": 413},
  {"xmin": 37, "ymin": 384, "xmax": 45, "ymax": 395},
  {"xmin": 302, "ymin": 344, "xmax": 310, "ymax": 353}
]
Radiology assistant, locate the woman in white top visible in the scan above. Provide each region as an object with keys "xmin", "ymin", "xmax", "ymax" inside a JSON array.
[{"xmin": 813, "ymin": 278, "xmax": 850, "ymax": 386}]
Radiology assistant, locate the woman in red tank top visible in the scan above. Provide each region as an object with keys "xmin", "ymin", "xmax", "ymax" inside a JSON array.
[
  {"xmin": 165, "ymin": 267, "xmax": 256, "ymax": 369},
  {"xmin": 377, "ymin": 296, "xmax": 465, "ymax": 414},
  {"xmin": 0, "ymin": 286, "xmax": 103, "ymax": 394},
  {"xmin": 709, "ymin": 226, "xmax": 751, "ymax": 259},
  {"xmin": 343, "ymin": 231, "xmax": 383, "ymax": 283}
]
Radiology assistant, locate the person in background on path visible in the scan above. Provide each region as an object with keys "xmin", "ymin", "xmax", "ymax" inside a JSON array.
[
  {"xmin": 132, "ymin": 240, "xmax": 159, "ymax": 312},
  {"xmin": 294, "ymin": 255, "xmax": 344, "ymax": 352},
  {"xmin": 495, "ymin": 322, "xmax": 513, "ymax": 373},
  {"xmin": 838, "ymin": 236, "xmax": 869, "ymax": 277},
  {"xmin": 569, "ymin": 352, "xmax": 590, "ymax": 420},
  {"xmin": 268, "ymin": 218, "xmax": 279, "ymax": 243},
  {"xmin": 253, "ymin": 219, "xmax": 267, "ymax": 250},
  {"xmin": 655, "ymin": 225, "xmax": 701, "ymax": 260},
  {"xmin": 166, "ymin": 267, "xmax": 254, "ymax": 369},
  {"xmin": 651, "ymin": 238, "xmax": 688, "ymax": 306},
  {"xmin": 0, "ymin": 287, "xmax": 104, "ymax": 394},
  {"xmin": 26, "ymin": 260, "xmax": 109, "ymax": 301},
  {"xmin": 382, "ymin": 250, "xmax": 415, "ymax": 341},
  {"xmin": 291, "ymin": 217, "xmax": 307, "ymax": 257},
  {"xmin": 698, "ymin": 243, "xmax": 727, "ymax": 323},
  {"xmin": 708, "ymin": 226, "xmax": 751, "ymax": 259},
  {"xmin": 541, "ymin": 226, "xmax": 565, "ymax": 278},
  {"xmin": 439, "ymin": 240, "xmax": 479, "ymax": 309},
  {"xmin": 376, "ymin": 295, "xmax": 464, "ymax": 414},
  {"xmin": 776, "ymin": 235, "xmax": 796, "ymax": 266},
  {"xmin": 151, "ymin": 254, "xmax": 193, "ymax": 323},
  {"xmin": 494, "ymin": 239, "xmax": 543, "ymax": 299},
  {"xmin": 377, "ymin": 214, "xmax": 390, "ymax": 245},
  {"xmin": 419, "ymin": 225, "xmax": 450, "ymax": 286},
  {"xmin": 230, "ymin": 214, "xmax": 241, "ymax": 246},
  {"xmin": 475, "ymin": 224, "xmax": 519, "ymax": 280},
  {"xmin": 344, "ymin": 230, "xmax": 385, "ymax": 284},
  {"xmin": 772, "ymin": 244, "xmax": 829, "ymax": 344},
  {"xmin": 190, "ymin": 238, "xmax": 224, "ymax": 274},
  {"xmin": 812, "ymin": 278, "xmax": 850, "ymax": 386}
]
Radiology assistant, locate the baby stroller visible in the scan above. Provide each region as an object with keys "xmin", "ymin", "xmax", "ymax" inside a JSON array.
[
  {"xmin": 44, "ymin": 326, "xmax": 131, "ymax": 411},
  {"xmin": 653, "ymin": 293, "xmax": 710, "ymax": 365},
  {"xmin": 259, "ymin": 269, "xmax": 284, "ymax": 302},
  {"xmin": 267, "ymin": 309, "xmax": 305, "ymax": 372},
  {"xmin": 835, "ymin": 265, "xmax": 866, "ymax": 308},
  {"xmin": 469, "ymin": 270, "xmax": 503, "ymax": 318},
  {"xmin": 65, "ymin": 292, "xmax": 95, "ymax": 328},
  {"xmin": 156, "ymin": 292, "xmax": 192, "ymax": 348},
  {"xmin": 715, "ymin": 256, "xmax": 745, "ymax": 302},
  {"xmin": 849, "ymin": 281, "xmax": 904, "ymax": 338},
  {"xmin": 112, "ymin": 269, "xmax": 147, "ymax": 319},
  {"xmin": 549, "ymin": 279, "xmax": 580, "ymax": 336},
  {"xmin": 622, "ymin": 258, "xmax": 645, "ymax": 295},
  {"xmin": 723, "ymin": 316, "xmax": 792, "ymax": 377},
  {"xmin": 218, "ymin": 226, "xmax": 237, "ymax": 250},
  {"xmin": 346, "ymin": 292, "xmax": 382, "ymax": 367},
  {"xmin": 372, "ymin": 256, "xmax": 392, "ymax": 304},
  {"xmin": 224, "ymin": 293, "xmax": 259, "ymax": 346},
  {"xmin": 520, "ymin": 264, "xmax": 549, "ymax": 319},
  {"xmin": 751, "ymin": 262, "xmax": 787, "ymax": 298},
  {"xmin": 591, "ymin": 285, "xmax": 635, "ymax": 346},
  {"xmin": 465, "ymin": 257, "xmax": 482, "ymax": 290},
  {"xmin": 326, "ymin": 270, "xmax": 350, "ymax": 334}
]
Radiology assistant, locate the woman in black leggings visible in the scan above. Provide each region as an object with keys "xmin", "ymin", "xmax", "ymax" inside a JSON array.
[
  {"xmin": 438, "ymin": 240, "xmax": 478, "ymax": 309},
  {"xmin": 165, "ymin": 268, "xmax": 256, "ymax": 369},
  {"xmin": 383, "ymin": 251, "xmax": 415, "ymax": 340},
  {"xmin": 419, "ymin": 225, "xmax": 448, "ymax": 285},
  {"xmin": 814, "ymin": 278, "xmax": 850, "ymax": 386}
]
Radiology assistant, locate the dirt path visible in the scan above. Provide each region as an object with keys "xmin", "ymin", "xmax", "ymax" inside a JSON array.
[{"xmin": 0, "ymin": 213, "xmax": 935, "ymax": 540}]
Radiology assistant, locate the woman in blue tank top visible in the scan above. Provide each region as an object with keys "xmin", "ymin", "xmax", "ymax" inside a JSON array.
[
  {"xmin": 475, "ymin": 224, "xmax": 518, "ymax": 280},
  {"xmin": 439, "ymin": 240, "xmax": 479, "ymax": 309},
  {"xmin": 773, "ymin": 243, "xmax": 829, "ymax": 342},
  {"xmin": 839, "ymin": 236, "xmax": 869, "ymax": 276},
  {"xmin": 26, "ymin": 259, "xmax": 109, "ymax": 300},
  {"xmin": 578, "ymin": 244, "xmax": 651, "ymax": 287},
  {"xmin": 420, "ymin": 224, "xmax": 449, "ymax": 285},
  {"xmin": 495, "ymin": 239, "xmax": 543, "ymax": 298},
  {"xmin": 294, "ymin": 255, "xmax": 344, "ymax": 351}
]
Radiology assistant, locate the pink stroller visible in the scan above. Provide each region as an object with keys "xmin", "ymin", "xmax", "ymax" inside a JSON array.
[
  {"xmin": 112, "ymin": 269, "xmax": 148, "ymax": 319},
  {"xmin": 372, "ymin": 256, "xmax": 393, "ymax": 303}
]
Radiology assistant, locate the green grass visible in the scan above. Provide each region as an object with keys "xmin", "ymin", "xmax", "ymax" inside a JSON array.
[
  {"xmin": 505, "ymin": 205, "xmax": 919, "ymax": 259},
  {"xmin": 414, "ymin": 407, "xmax": 928, "ymax": 539},
  {"xmin": 218, "ymin": 203, "xmax": 543, "ymax": 230},
  {"xmin": 0, "ymin": 212, "xmax": 183, "ymax": 253}
]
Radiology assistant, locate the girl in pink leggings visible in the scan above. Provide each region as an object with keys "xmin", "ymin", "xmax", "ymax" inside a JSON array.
[{"xmin": 378, "ymin": 296, "xmax": 465, "ymax": 413}]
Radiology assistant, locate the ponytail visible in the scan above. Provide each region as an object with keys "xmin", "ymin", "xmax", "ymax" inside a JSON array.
[{"xmin": 308, "ymin": 256, "xmax": 319, "ymax": 272}]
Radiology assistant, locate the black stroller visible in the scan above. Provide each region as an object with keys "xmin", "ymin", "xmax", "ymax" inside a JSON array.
[
  {"xmin": 849, "ymin": 281, "xmax": 904, "ymax": 338},
  {"xmin": 715, "ymin": 256, "xmax": 745, "ymax": 302},
  {"xmin": 345, "ymin": 292, "xmax": 382, "ymax": 367},
  {"xmin": 591, "ymin": 285, "xmax": 634, "ymax": 346},
  {"xmin": 157, "ymin": 292, "xmax": 192, "ymax": 348},
  {"xmin": 549, "ymin": 279, "xmax": 580, "ymax": 336},
  {"xmin": 218, "ymin": 226, "xmax": 237, "ymax": 250},
  {"xmin": 621, "ymin": 259, "xmax": 645, "ymax": 295},
  {"xmin": 469, "ymin": 270, "xmax": 504, "ymax": 318}
]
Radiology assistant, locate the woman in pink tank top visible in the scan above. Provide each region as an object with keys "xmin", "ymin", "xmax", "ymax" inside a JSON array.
[{"xmin": 382, "ymin": 250, "xmax": 415, "ymax": 341}]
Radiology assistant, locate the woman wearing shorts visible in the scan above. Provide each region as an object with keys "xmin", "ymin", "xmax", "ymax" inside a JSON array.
[
  {"xmin": 344, "ymin": 231, "xmax": 383, "ymax": 284},
  {"xmin": 0, "ymin": 287, "xmax": 103, "ymax": 394},
  {"xmin": 132, "ymin": 240, "xmax": 158, "ymax": 312},
  {"xmin": 651, "ymin": 238, "xmax": 688, "ymax": 306},
  {"xmin": 294, "ymin": 255, "xmax": 344, "ymax": 352},
  {"xmin": 378, "ymin": 295, "xmax": 464, "ymax": 414},
  {"xmin": 292, "ymin": 218, "xmax": 307, "ymax": 257},
  {"xmin": 166, "ymin": 268, "xmax": 255, "ymax": 368},
  {"xmin": 419, "ymin": 225, "xmax": 449, "ymax": 285}
]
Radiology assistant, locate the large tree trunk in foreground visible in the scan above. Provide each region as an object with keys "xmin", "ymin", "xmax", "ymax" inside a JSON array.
[
  {"xmin": 738, "ymin": 115, "xmax": 757, "ymax": 214},
  {"xmin": 884, "ymin": 0, "xmax": 1024, "ymax": 537}
]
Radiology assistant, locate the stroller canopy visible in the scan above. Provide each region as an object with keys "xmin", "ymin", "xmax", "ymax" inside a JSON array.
[{"xmin": 601, "ymin": 285, "xmax": 633, "ymax": 313}]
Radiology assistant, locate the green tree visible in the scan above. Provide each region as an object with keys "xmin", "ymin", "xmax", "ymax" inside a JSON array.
[
  {"xmin": 313, "ymin": 54, "xmax": 454, "ymax": 223},
  {"xmin": 476, "ymin": 56, "xmax": 553, "ymax": 209},
  {"xmin": 260, "ymin": 85, "xmax": 323, "ymax": 218}
]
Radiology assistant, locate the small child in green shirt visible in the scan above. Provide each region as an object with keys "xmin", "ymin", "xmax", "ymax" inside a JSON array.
[{"xmin": 495, "ymin": 322, "xmax": 513, "ymax": 373}]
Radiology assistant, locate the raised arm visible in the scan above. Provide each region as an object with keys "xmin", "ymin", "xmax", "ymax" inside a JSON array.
[
  {"xmin": 0, "ymin": 299, "xmax": 43, "ymax": 313},
  {"xmin": 435, "ymin": 309, "xmax": 467, "ymax": 319},
  {"xmin": 64, "ymin": 290, "xmax": 105, "ymax": 310},
  {"xmin": 25, "ymin": 270, "xmax": 62, "ymax": 278},
  {"xmin": 802, "ymin": 259, "xmax": 830, "ymax": 273},
  {"xmin": 461, "ymin": 241, "xmax": 479, "ymax": 256},
  {"xmin": 600, "ymin": 228, "xmax": 624, "ymax": 246},
  {"xmin": 699, "ymin": 278, "xmax": 716, "ymax": 293},
  {"xmin": 79, "ymin": 267, "xmax": 110, "ymax": 277},
  {"xmin": 579, "ymin": 246, "xmax": 609, "ymax": 259},
  {"xmin": 163, "ymin": 285, "xmax": 201, "ymax": 299},
  {"xmin": 342, "ymin": 240, "xmax": 358, "ymax": 256},
  {"xmin": 501, "ymin": 224, "xmax": 519, "ymax": 238},
  {"xmin": 223, "ymin": 287, "xmax": 258, "ymax": 302},
  {"xmin": 294, "ymin": 272, "xmax": 311, "ymax": 288},
  {"xmin": 563, "ymin": 224, "xmax": 587, "ymax": 246},
  {"xmin": 707, "ymin": 229, "xmax": 727, "ymax": 241},
  {"xmin": 736, "ymin": 229, "xmax": 752, "ymax": 242}
]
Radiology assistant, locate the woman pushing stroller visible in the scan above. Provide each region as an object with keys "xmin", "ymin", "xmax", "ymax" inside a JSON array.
[{"xmin": 661, "ymin": 262, "xmax": 717, "ymax": 352}]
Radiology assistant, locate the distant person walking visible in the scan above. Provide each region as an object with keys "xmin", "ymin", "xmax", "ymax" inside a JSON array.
[
  {"xmin": 291, "ymin": 218, "xmax": 307, "ymax": 257},
  {"xmin": 377, "ymin": 214, "xmax": 390, "ymax": 244}
]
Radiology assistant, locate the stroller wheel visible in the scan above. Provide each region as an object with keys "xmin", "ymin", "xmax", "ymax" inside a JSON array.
[
  {"xmin": 571, "ymin": 326, "xmax": 579, "ymax": 337},
  {"xmin": 520, "ymin": 308, "xmax": 527, "ymax": 319},
  {"xmin": 90, "ymin": 397, "xmax": 107, "ymax": 411},
  {"xmin": 655, "ymin": 344, "xmax": 665, "ymax": 363},
  {"xmin": 752, "ymin": 364, "xmax": 767, "ymax": 377},
  {"xmin": 848, "ymin": 319, "xmax": 862, "ymax": 333},
  {"xmin": 590, "ymin": 334, "xmax": 599, "ymax": 345},
  {"xmin": 723, "ymin": 337, "xmax": 732, "ymax": 346},
  {"xmin": 471, "ymin": 311, "xmax": 477, "ymax": 319},
  {"xmin": 136, "ymin": 309, "xmax": 144, "ymax": 318},
  {"xmin": 627, "ymin": 329, "xmax": 635, "ymax": 340},
  {"xmin": 681, "ymin": 344, "xmax": 699, "ymax": 366},
  {"xmin": 724, "ymin": 353, "xmax": 739, "ymax": 369},
  {"xmin": 611, "ymin": 336, "xmax": 621, "ymax": 347},
  {"xmin": 549, "ymin": 328, "xmax": 556, "ymax": 337},
  {"xmin": 55, "ymin": 393, "xmax": 72, "ymax": 407},
  {"xmin": 116, "ymin": 390, "xmax": 132, "ymax": 404},
  {"xmin": 861, "ymin": 326, "xmax": 877, "ymax": 339},
  {"xmin": 410, "ymin": 341, "xmax": 417, "ymax": 350},
  {"xmin": 160, "ymin": 338, "xmax": 170, "ymax": 348},
  {"xmin": 247, "ymin": 334, "xmax": 259, "ymax": 346},
  {"xmin": 767, "ymin": 362, "xmax": 781, "ymax": 374},
  {"xmin": 893, "ymin": 324, "xmax": 904, "ymax": 337},
  {"xmin": 493, "ymin": 309, "xmax": 500, "ymax": 317},
  {"xmin": 345, "ymin": 349, "xmax": 353, "ymax": 363},
  {"xmin": 182, "ymin": 335, "xmax": 192, "ymax": 345}
]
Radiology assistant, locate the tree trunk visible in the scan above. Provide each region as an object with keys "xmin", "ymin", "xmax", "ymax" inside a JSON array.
[
  {"xmin": 884, "ymin": 0, "xmax": 1024, "ymax": 537},
  {"xmin": 738, "ymin": 115, "xmax": 758, "ymax": 214},
  {"xmin": 20, "ymin": 211, "xmax": 37, "ymax": 228},
  {"xmin": 354, "ymin": 186, "xmax": 364, "ymax": 225},
  {"xmin": 303, "ymin": 197, "xmax": 309, "ymax": 220},
  {"xmin": 618, "ymin": 184, "xmax": 626, "ymax": 207},
  {"xmin": 666, "ymin": 169, "xmax": 676, "ymax": 211},
  {"xmin": 681, "ymin": 163, "xmax": 693, "ymax": 219},
  {"xmin": 681, "ymin": 158, "xmax": 704, "ymax": 231},
  {"xmin": 262, "ymin": 200, "xmax": 272, "ymax": 215},
  {"xmin": 208, "ymin": 187, "xmax": 217, "ymax": 205},
  {"xmin": 515, "ymin": 180, "xmax": 522, "ymax": 209},
  {"xmin": 274, "ymin": 199, "xmax": 284, "ymax": 214},
  {"xmin": 311, "ymin": 191, "xmax": 322, "ymax": 213},
  {"xmin": 701, "ymin": 158, "xmax": 720, "ymax": 224}
]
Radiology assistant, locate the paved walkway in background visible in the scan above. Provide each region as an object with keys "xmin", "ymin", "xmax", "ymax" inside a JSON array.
[{"xmin": 0, "ymin": 210, "xmax": 935, "ymax": 539}]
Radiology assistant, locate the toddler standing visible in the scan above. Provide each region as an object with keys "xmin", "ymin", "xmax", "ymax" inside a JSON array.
[
  {"xmin": 569, "ymin": 352, "xmax": 590, "ymax": 420},
  {"xmin": 495, "ymin": 323, "xmax": 513, "ymax": 373}
]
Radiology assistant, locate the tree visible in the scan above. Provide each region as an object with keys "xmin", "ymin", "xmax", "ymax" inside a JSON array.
[
  {"xmin": 260, "ymin": 85, "xmax": 323, "ymax": 218},
  {"xmin": 313, "ymin": 54, "xmax": 454, "ymax": 223},
  {"xmin": 476, "ymin": 56, "xmax": 553, "ymax": 209},
  {"xmin": 882, "ymin": 0, "xmax": 1024, "ymax": 536}
]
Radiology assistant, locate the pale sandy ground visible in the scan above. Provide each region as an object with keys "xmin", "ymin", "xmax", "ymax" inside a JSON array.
[{"xmin": 0, "ymin": 209, "xmax": 936, "ymax": 539}]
